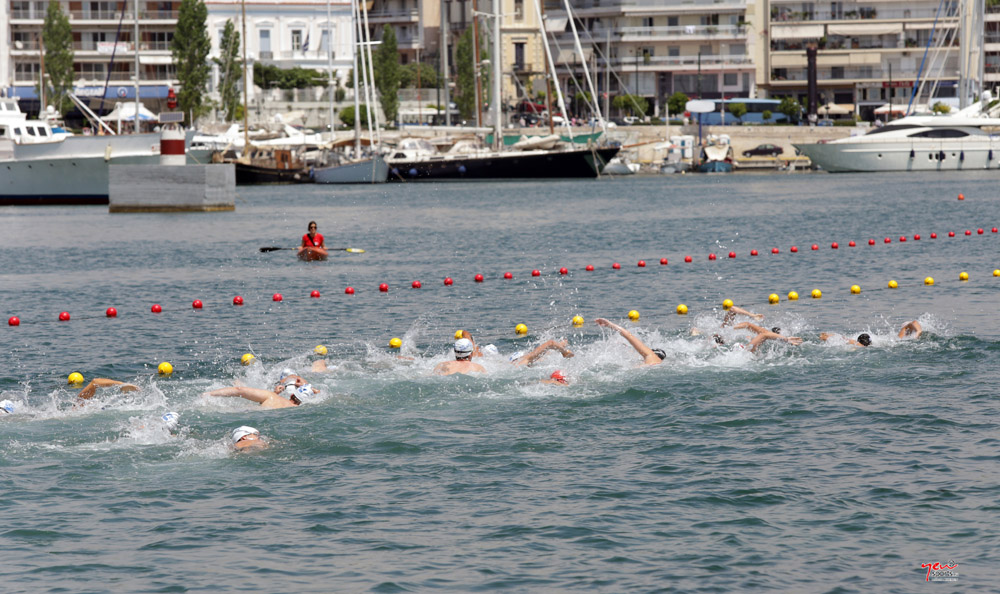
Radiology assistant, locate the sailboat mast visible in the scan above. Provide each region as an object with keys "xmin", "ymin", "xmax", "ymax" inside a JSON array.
[
  {"xmin": 473, "ymin": 0, "xmax": 483, "ymax": 128},
  {"xmin": 241, "ymin": 0, "xmax": 249, "ymax": 149},
  {"xmin": 359, "ymin": 0, "xmax": 380, "ymax": 143},
  {"xmin": 134, "ymin": 0, "xmax": 140, "ymax": 131},
  {"xmin": 351, "ymin": 0, "xmax": 361, "ymax": 156},
  {"xmin": 492, "ymin": 0, "xmax": 502, "ymax": 150},
  {"xmin": 562, "ymin": 0, "xmax": 604, "ymax": 134},
  {"xmin": 533, "ymin": 0, "xmax": 572, "ymax": 141},
  {"xmin": 326, "ymin": 0, "xmax": 334, "ymax": 141}
]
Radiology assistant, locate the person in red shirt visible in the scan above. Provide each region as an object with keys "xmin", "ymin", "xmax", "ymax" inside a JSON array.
[{"xmin": 301, "ymin": 221, "xmax": 325, "ymax": 248}]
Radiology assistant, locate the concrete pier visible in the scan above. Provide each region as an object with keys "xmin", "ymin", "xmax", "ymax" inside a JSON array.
[{"xmin": 108, "ymin": 164, "xmax": 236, "ymax": 213}]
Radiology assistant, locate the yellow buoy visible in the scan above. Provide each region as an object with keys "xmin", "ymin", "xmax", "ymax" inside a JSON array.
[
  {"xmin": 158, "ymin": 362, "xmax": 173, "ymax": 375},
  {"xmin": 959, "ymin": 271, "xmax": 969, "ymax": 281},
  {"xmin": 722, "ymin": 299, "xmax": 734, "ymax": 310},
  {"xmin": 924, "ymin": 277, "xmax": 935, "ymax": 286},
  {"xmin": 571, "ymin": 315, "xmax": 584, "ymax": 327},
  {"xmin": 676, "ymin": 304, "xmax": 688, "ymax": 315},
  {"xmin": 515, "ymin": 323, "xmax": 528, "ymax": 335},
  {"xmin": 314, "ymin": 345, "xmax": 328, "ymax": 356},
  {"xmin": 454, "ymin": 330, "xmax": 465, "ymax": 340},
  {"xmin": 768, "ymin": 293, "xmax": 780, "ymax": 304},
  {"xmin": 389, "ymin": 337, "xmax": 402, "ymax": 349},
  {"xmin": 994, "ymin": 269, "xmax": 1000, "ymax": 277},
  {"xmin": 811, "ymin": 289, "xmax": 822, "ymax": 299},
  {"xmin": 888, "ymin": 280, "xmax": 898, "ymax": 289},
  {"xmin": 787, "ymin": 291, "xmax": 799, "ymax": 301},
  {"xmin": 67, "ymin": 372, "xmax": 84, "ymax": 385},
  {"xmin": 850, "ymin": 284, "xmax": 861, "ymax": 294},
  {"xmin": 240, "ymin": 353, "xmax": 256, "ymax": 366},
  {"xmin": 627, "ymin": 310, "xmax": 640, "ymax": 321}
]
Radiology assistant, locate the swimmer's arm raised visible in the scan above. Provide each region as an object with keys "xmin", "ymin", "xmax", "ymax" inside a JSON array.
[
  {"xmin": 513, "ymin": 339, "xmax": 574, "ymax": 367},
  {"xmin": 206, "ymin": 387, "xmax": 276, "ymax": 404},
  {"xmin": 595, "ymin": 318, "xmax": 656, "ymax": 360},
  {"xmin": 77, "ymin": 378, "xmax": 138, "ymax": 400},
  {"xmin": 898, "ymin": 320, "xmax": 922, "ymax": 339}
]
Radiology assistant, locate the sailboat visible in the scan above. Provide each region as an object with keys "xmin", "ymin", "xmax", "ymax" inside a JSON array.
[
  {"xmin": 312, "ymin": 0, "xmax": 388, "ymax": 183},
  {"xmin": 385, "ymin": 0, "xmax": 618, "ymax": 181}
]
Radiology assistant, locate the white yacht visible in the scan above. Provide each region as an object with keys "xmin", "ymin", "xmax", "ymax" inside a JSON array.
[{"xmin": 795, "ymin": 94, "xmax": 1000, "ymax": 173}]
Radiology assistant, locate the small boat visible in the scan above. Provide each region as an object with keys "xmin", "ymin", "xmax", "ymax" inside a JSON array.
[
  {"xmin": 232, "ymin": 147, "xmax": 313, "ymax": 185},
  {"xmin": 602, "ymin": 156, "xmax": 640, "ymax": 175},
  {"xmin": 297, "ymin": 246, "xmax": 328, "ymax": 261},
  {"xmin": 697, "ymin": 139, "xmax": 734, "ymax": 173},
  {"xmin": 312, "ymin": 152, "xmax": 389, "ymax": 184}
]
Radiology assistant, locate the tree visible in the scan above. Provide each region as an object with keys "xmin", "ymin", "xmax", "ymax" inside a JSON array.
[
  {"xmin": 253, "ymin": 64, "xmax": 325, "ymax": 89},
  {"xmin": 728, "ymin": 102, "xmax": 747, "ymax": 123},
  {"xmin": 41, "ymin": 0, "xmax": 74, "ymax": 115},
  {"xmin": 172, "ymin": 0, "xmax": 212, "ymax": 124},
  {"xmin": 455, "ymin": 27, "xmax": 476, "ymax": 120},
  {"xmin": 667, "ymin": 91, "xmax": 688, "ymax": 116},
  {"xmin": 373, "ymin": 25, "xmax": 400, "ymax": 123},
  {"xmin": 398, "ymin": 62, "xmax": 438, "ymax": 89},
  {"xmin": 932, "ymin": 101, "xmax": 951, "ymax": 114},
  {"xmin": 338, "ymin": 105, "xmax": 370, "ymax": 127},
  {"xmin": 213, "ymin": 20, "xmax": 241, "ymax": 121},
  {"xmin": 612, "ymin": 94, "xmax": 648, "ymax": 117},
  {"xmin": 778, "ymin": 96, "xmax": 800, "ymax": 122},
  {"xmin": 762, "ymin": 109, "xmax": 772, "ymax": 123},
  {"xmin": 573, "ymin": 91, "xmax": 592, "ymax": 116}
]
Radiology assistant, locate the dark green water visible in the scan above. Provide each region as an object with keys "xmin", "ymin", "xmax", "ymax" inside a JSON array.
[{"xmin": 0, "ymin": 172, "xmax": 997, "ymax": 592}]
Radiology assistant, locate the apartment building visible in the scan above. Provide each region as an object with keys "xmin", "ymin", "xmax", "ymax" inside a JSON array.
[
  {"xmin": 3, "ymin": 0, "xmax": 182, "ymax": 115},
  {"xmin": 542, "ymin": 0, "xmax": 756, "ymax": 118},
  {"xmin": 757, "ymin": 0, "xmax": 974, "ymax": 119},
  {"xmin": 366, "ymin": 0, "xmax": 438, "ymax": 64}
]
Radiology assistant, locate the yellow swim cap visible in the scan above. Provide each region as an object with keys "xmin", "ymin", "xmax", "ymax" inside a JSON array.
[
  {"xmin": 241, "ymin": 353, "xmax": 256, "ymax": 366},
  {"xmin": 454, "ymin": 330, "xmax": 465, "ymax": 339},
  {"xmin": 314, "ymin": 345, "xmax": 328, "ymax": 356}
]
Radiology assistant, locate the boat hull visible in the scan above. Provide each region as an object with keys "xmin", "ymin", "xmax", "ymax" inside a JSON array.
[
  {"xmin": 387, "ymin": 147, "xmax": 620, "ymax": 180},
  {"xmin": 312, "ymin": 155, "xmax": 389, "ymax": 184},
  {"xmin": 297, "ymin": 247, "xmax": 329, "ymax": 261},
  {"xmin": 698, "ymin": 160, "xmax": 733, "ymax": 173},
  {"xmin": 794, "ymin": 140, "xmax": 1000, "ymax": 172},
  {"xmin": 234, "ymin": 163, "xmax": 312, "ymax": 185}
]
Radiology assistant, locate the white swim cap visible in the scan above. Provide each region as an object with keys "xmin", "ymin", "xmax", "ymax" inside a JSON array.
[
  {"xmin": 294, "ymin": 384, "xmax": 313, "ymax": 401},
  {"xmin": 161, "ymin": 411, "xmax": 180, "ymax": 430},
  {"xmin": 0, "ymin": 399, "xmax": 14, "ymax": 414},
  {"xmin": 231, "ymin": 426, "xmax": 259, "ymax": 444},
  {"xmin": 482, "ymin": 344, "xmax": 499, "ymax": 356},
  {"xmin": 454, "ymin": 338, "xmax": 474, "ymax": 356},
  {"xmin": 508, "ymin": 351, "xmax": 525, "ymax": 362}
]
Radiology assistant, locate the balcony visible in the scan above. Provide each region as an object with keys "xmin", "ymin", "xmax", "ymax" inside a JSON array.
[
  {"xmin": 770, "ymin": 65, "xmax": 958, "ymax": 83},
  {"xmin": 770, "ymin": 8, "xmax": 956, "ymax": 23},
  {"xmin": 544, "ymin": 0, "xmax": 745, "ymax": 18},
  {"xmin": 598, "ymin": 53, "xmax": 752, "ymax": 70},
  {"xmin": 618, "ymin": 24, "xmax": 748, "ymax": 42},
  {"xmin": 365, "ymin": 8, "xmax": 419, "ymax": 24},
  {"xmin": 11, "ymin": 8, "xmax": 178, "ymax": 22}
]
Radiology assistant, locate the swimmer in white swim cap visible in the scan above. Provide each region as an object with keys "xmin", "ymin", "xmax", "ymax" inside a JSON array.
[
  {"xmin": 433, "ymin": 338, "xmax": 487, "ymax": 376},
  {"xmin": 0, "ymin": 400, "xmax": 15, "ymax": 414},
  {"xmin": 161, "ymin": 412, "xmax": 180, "ymax": 432},
  {"xmin": 231, "ymin": 426, "xmax": 268, "ymax": 451},
  {"xmin": 205, "ymin": 373, "xmax": 319, "ymax": 409}
]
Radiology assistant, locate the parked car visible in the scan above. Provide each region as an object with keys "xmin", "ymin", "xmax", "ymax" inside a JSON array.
[{"xmin": 742, "ymin": 143, "xmax": 784, "ymax": 158}]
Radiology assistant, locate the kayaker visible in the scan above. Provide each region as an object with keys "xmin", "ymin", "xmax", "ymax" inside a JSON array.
[{"xmin": 301, "ymin": 221, "xmax": 325, "ymax": 249}]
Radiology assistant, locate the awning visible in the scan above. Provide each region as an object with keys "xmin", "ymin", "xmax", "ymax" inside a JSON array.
[
  {"xmin": 874, "ymin": 103, "xmax": 919, "ymax": 114},
  {"xmin": 770, "ymin": 24, "xmax": 825, "ymax": 40},
  {"xmin": 555, "ymin": 47, "xmax": 593, "ymax": 64},
  {"xmin": 139, "ymin": 55, "xmax": 173, "ymax": 65},
  {"xmin": 101, "ymin": 102, "xmax": 158, "ymax": 121},
  {"xmin": 828, "ymin": 23, "xmax": 903, "ymax": 36},
  {"xmin": 11, "ymin": 85, "xmax": 170, "ymax": 100},
  {"xmin": 904, "ymin": 21, "xmax": 957, "ymax": 30},
  {"xmin": 544, "ymin": 16, "xmax": 568, "ymax": 33},
  {"xmin": 818, "ymin": 102, "xmax": 851, "ymax": 115}
]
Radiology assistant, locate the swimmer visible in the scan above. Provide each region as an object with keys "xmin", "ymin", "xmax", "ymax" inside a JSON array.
[
  {"xmin": 206, "ymin": 371, "xmax": 318, "ymax": 409},
  {"xmin": 77, "ymin": 378, "xmax": 140, "ymax": 401},
  {"xmin": 434, "ymin": 338, "xmax": 487, "ymax": 375},
  {"xmin": 595, "ymin": 318, "xmax": 665, "ymax": 366},
  {"xmin": 161, "ymin": 411, "xmax": 180, "ymax": 433},
  {"xmin": 231, "ymin": 426, "xmax": 269, "ymax": 451},
  {"xmin": 820, "ymin": 332, "xmax": 870, "ymax": 347},
  {"xmin": 511, "ymin": 339, "xmax": 575, "ymax": 367},
  {"xmin": 722, "ymin": 305, "xmax": 765, "ymax": 326},
  {"xmin": 731, "ymin": 322, "xmax": 803, "ymax": 352},
  {"xmin": 456, "ymin": 330, "xmax": 484, "ymax": 357},
  {"xmin": 0, "ymin": 399, "xmax": 15, "ymax": 414},
  {"xmin": 820, "ymin": 320, "xmax": 923, "ymax": 347},
  {"xmin": 540, "ymin": 370, "xmax": 570, "ymax": 386},
  {"xmin": 311, "ymin": 345, "xmax": 330, "ymax": 372}
]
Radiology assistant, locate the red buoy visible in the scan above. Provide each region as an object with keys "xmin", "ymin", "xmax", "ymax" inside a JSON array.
[
  {"xmin": 151, "ymin": 304, "xmax": 163, "ymax": 313},
  {"xmin": 831, "ymin": 242, "xmax": 839, "ymax": 249},
  {"xmin": 728, "ymin": 251, "xmax": 736, "ymax": 259},
  {"xmin": 899, "ymin": 236, "xmax": 906, "ymax": 242},
  {"xmin": 930, "ymin": 233, "xmax": 937, "ymax": 239},
  {"xmin": 559, "ymin": 267, "xmax": 568, "ymax": 275},
  {"xmin": 273, "ymin": 293, "xmax": 283, "ymax": 302},
  {"xmin": 192, "ymin": 299, "xmax": 203, "ymax": 309},
  {"xmin": 345, "ymin": 286, "xmax": 355, "ymax": 294},
  {"xmin": 58, "ymin": 311, "xmax": 70, "ymax": 321},
  {"xmin": 913, "ymin": 235, "xmax": 920, "ymax": 241},
  {"xmin": 585, "ymin": 265, "xmax": 595, "ymax": 271},
  {"xmin": 310, "ymin": 290, "xmax": 321, "ymax": 298},
  {"xmin": 849, "ymin": 241, "xmax": 856, "ymax": 247},
  {"xmin": 977, "ymin": 228, "xmax": 984, "ymax": 234},
  {"xmin": 660, "ymin": 258, "xmax": 668, "ymax": 265},
  {"xmin": 612, "ymin": 263, "xmax": 621, "ymax": 270},
  {"xmin": 958, "ymin": 193, "xmax": 965, "ymax": 200},
  {"xmin": 868, "ymin": 239, "xmax": 876, "ymax": 245},
  {"xmin": 379, "ymin": 283, "xmax": 389, "ymax": 292},
  {"xmin": 708, "ymin": 253, "xmax": 717, "ymax": 261},
  {"xmin": 791, "ymin": 246, "xmax": 799, "ymax": 253},
  {"xmin": 7, "ymin": 316, "xmax": 19, "ymax": 326},
  {"xmin": 233, "ymin": 295, "xmax": 244, "ymax": 305},
  {"xmin": 771, "ymin": 248, "xmax": 779, "ymax": 254},
  {"xmin": 106, "ymin": 307, "xmax": 117, "ymax": 318},
  {"xmin": 965, "ymin": 230, "xmax": 972, "ymax": 236},
  {"xmin": 684, "ymin": 255, "xmax": 693, "ymax": 263},
  {"xmin": 750, "ymin": 249, "xmax": 758, "ymax": 256},
  {"xmin": 637, "ymin": 260, "xmax": 646, "ymax": 267},
  {"xmin": 504, "ymin": 272, "xmax": 513, "ymax": 279},
  {"xmin": 444, "ymin": 277, "xmax": 454, "ymax": 285},
  {"xmin": 475, "ymin": 274, "xmax": 484, "ymax": 282},
  {"xmin": 948, "ymin": 231, "xmax": 955, "ymax": 237},
  {"xmin": 884, "ymin": 238, "xmax": 891, "ymax": 243},
  {"xmin": 810, "ymin": 244, "xmax": 818, "ymax": 251},
  {"xmin": 411, "ymin": 281, "xmax": 421, "ymax": 289},
  {"xmin": 531, "ymin": 270, "xmax": 541, "ymax": 277},
  {"xmin": 993, "ymin": 228, "xmax": 998, "ymax": 233}
]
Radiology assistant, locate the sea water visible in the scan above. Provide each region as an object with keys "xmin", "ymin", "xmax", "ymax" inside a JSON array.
[{"xmin": 0, "ymin": 172, "xmax": 997, "ymax": 592}]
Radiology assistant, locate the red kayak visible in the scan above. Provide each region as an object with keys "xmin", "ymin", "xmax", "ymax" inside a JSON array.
[{"xmin": 297, "ymin": 246, "xmax": 329, "ymax": 261}]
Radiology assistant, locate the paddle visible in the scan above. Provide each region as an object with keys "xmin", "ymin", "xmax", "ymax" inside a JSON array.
[{"xmin": 260, "ymin": 247, "xmax": 365, "ymax": 253}]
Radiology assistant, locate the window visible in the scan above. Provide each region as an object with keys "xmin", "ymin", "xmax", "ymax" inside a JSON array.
[
  {"xmin": 699, "ymin": 44, "xmax": 712, "ymax": 56},
  {"xmin": 729, "ymin": 43, "xmax": 745, "ymax": 56},
  {"xmin": 723, "ymin": 73, "xmax": 737, "ymax": 86},
  {"xmin": 291, "ymin": 29, "xmax": 303, "ymax": 51},
  {"xmin": 320, "ymin": 30, "xmax": 330, "ymax": 54},
  {"xmin": 514, "ymin": 42, "xmax": 525, "ymax": 69},
  {"xmin": 514, "ymin": 0, "xmax": 523, "ymax": 20},
  {"xmin": 668, "ymin": 46, "xmax": 679, "ymax": 57},
  {"xmin": 218, "ymin": 29, "xmax": 226, "ymax": 48},
  {"xmin": 831, "ymin": 66, "xmax": 844, "ymax": 79},
  {"xmin": 668, "ymin": 16, "xmax": 678, "ymax": 27},
  {"xmin": 643, "ymin": 17, "xmax": 653, "ymax": 28},
  {"xmin": 259, "ymin": 29, "xmax": 271, "ymax": 52}
]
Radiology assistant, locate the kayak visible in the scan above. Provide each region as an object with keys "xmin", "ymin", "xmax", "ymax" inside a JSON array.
[{"xmin": 297, "ymin": 246, "xmax": 328, "ymax": 261}]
